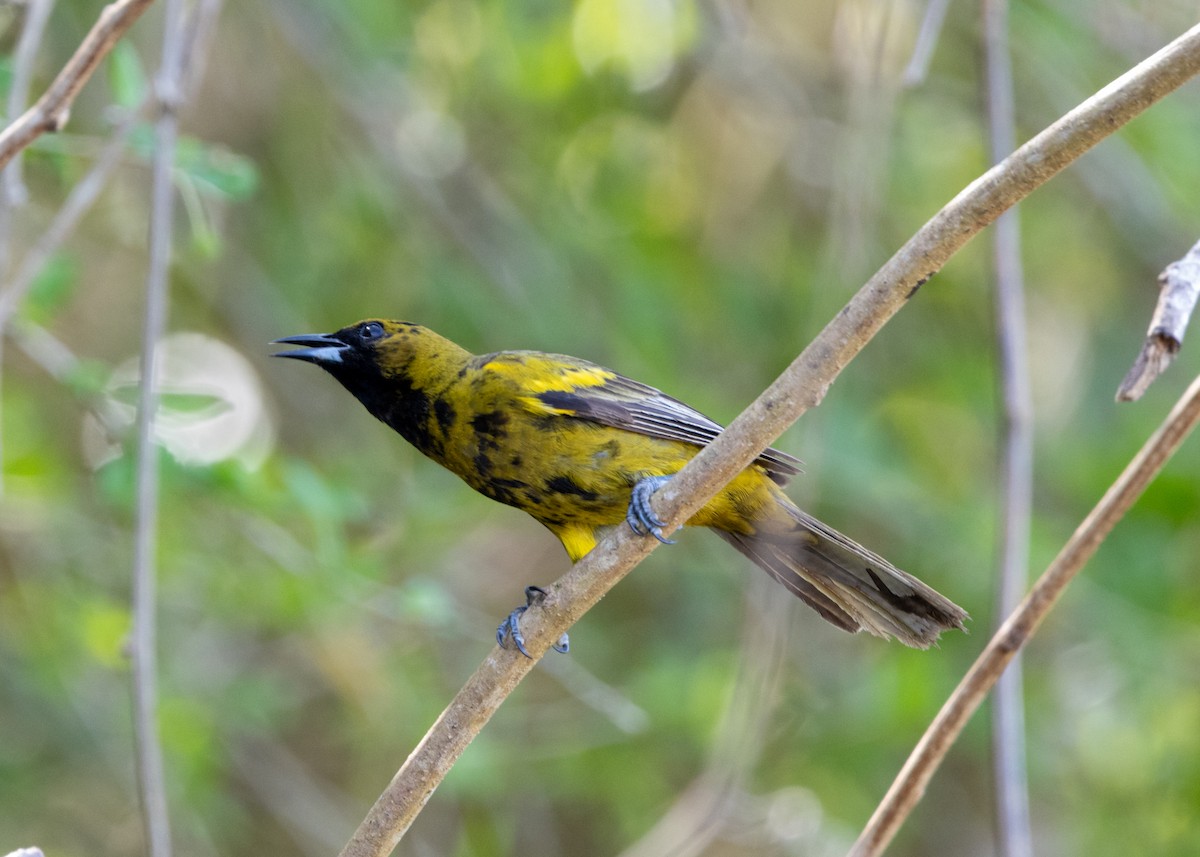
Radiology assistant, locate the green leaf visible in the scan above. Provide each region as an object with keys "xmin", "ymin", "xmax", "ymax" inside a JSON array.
[
  {"xmin": 64, "ymin": 358, "xmax": 112, "ymax": 399},
  {"xmin": 81, "ymin": 602, "xmax": 132, "ymax": 668},
  {"xmin": 174, "ymin": 136, "xmax": 260, "ymax": 200},
  {"xmin": 176, "ymin": 171, "xmax": 222, "ymax": 258},
  {"xmin": 126, "ymin": 131, "xmax": 260, "ymax": 202},
  {"xmin": 107, "ymin": 41, "xmax": 148, "ymax": 109},
  {"xmin": 94, "ymin": 453, "xmax": 137, "ymax": 511},
  {"xmin": 21, "ymin": 253, "xmax": 77, "ymax": 324},
  {"xmin": 0, "ymin": 57, "xmax": 13, "ymax": 102},
  {"xmin": 159, "ymin": 391, "xmax": 231, "ymax": 415}
]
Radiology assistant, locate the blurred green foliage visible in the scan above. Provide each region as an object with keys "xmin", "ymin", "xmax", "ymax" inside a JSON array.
[{"xmin": 3, "ymin": 1, "xmax": 1200, "ymax": 855}]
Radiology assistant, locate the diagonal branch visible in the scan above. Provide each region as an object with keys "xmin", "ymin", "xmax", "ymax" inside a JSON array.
[
  {"xmin": 337, "ymin": 22, "xmax": 1200, "ymax": 857},
  {"xmin": 0, "ymin": 0, "xmax": 156, "ymax": 172},
  {"xmin": 0, "ymin": 0, "xmax": 224, "ymax": 335},
  {"xmin": 902, "ymin": 0, "xmax": 953, "ymax": 87},
  {"xmin": 849, "ymin": 370, "xmax": 1200, "ymax": 857},
  {"xmin": 2, "ymin": 0, "xmax": 57, "ymax": 214},
  {"xmin": 0, "ymin": 99, "xmax": 147, "ymax": 331},
  {"xmin": 0, "ymin": 0, "xmax": 57, "ymax": 499}
]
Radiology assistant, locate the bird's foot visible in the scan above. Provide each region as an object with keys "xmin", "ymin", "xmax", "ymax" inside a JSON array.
[
  {"xmin": 626, "ymin": 475, "xmax": 676, "ymax": 545},
  {"xmin": 496, "ymin": 585, "xmax": 570, "ymax": 658}
]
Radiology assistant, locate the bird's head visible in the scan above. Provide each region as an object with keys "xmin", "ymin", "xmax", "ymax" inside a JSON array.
[
  {"xmin": 273, "ymin": 319, "xmax": 407, "ymax": 373},
  {"xmin": 274, "ymin": 319, "xmax": 472, "ymax": 417}
]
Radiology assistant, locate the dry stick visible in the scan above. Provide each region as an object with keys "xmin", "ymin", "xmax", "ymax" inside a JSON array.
[
  {"xmin": 902, "ymin": 0, "xmax": 953, "ymax": 87},
  {"xmin": 2, "ymin": 0, "xmax": 57, "ymax": 218},
  {"xmin": 0, "ymin": 0, "xmax": 56, "ymax": 498},
  {"xmin": 129, "ymin": 0, "xmax": 186, "ymax": 853},
  {"xmin": 981, "ymin": 1, "xmax": 1034, "ymax": 856},
  {"xmin": 1117, "ymin": 237, "xmax": 1200, "ymax": 402},
  {"xmin": 337, "ymin": 24, "xmax": 1200, "ymax": 857},
  {"xmin": 0, "ymin": 0, "xmax": 155, "ymax": 172},
  {"xmin": 176, "ymin": 0, "xmax": 226, "ymax": 99},
  {"xmin": 850, "ymin": 372, "xmax": 1200, "ymax": 857}
]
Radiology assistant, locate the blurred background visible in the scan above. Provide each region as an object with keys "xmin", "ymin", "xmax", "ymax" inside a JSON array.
[{"xmin": 3, "ymin": 0, "xmax": 1200, "ymax": 855}]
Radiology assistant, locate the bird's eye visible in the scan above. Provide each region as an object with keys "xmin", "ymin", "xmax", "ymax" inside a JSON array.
[{"xmin": 360, "ymin": 321, "xmax": 384, "ymax": 340}]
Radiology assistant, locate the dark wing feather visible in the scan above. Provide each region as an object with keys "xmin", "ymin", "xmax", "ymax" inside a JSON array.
[{"xmin": 528, "ymin": 360, "xmax": 802, "ymax": 485}]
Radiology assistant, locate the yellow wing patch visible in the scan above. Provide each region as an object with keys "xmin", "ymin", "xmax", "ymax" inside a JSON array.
[
  {"xmin": 523, "ymin": 395, "xmax": 575, "ymax": 415},
  {"xmin": 482, "ymin": 354, "xmax": 616, "ymax": 415}
]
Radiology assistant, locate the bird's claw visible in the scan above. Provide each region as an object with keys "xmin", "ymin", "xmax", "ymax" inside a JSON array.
[
  {"xmin": 626, "ymin": 475, "xmax": 676, "ymax": 544},
  {"xmin": 496, "ymin": 477, "xmax": 676, "ymax": 657},
  {"xmin": 496, "ymin": 585, "xmax": 570, "ymax": 658}
]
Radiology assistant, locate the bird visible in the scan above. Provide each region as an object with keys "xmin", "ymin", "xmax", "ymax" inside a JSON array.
[{"xmin": 274, "ymin": 319, "xmax": 967, "ymax": 654}]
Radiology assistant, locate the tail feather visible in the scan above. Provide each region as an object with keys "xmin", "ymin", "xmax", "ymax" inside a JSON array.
[
  {"xmin": 716, "ymin": 529, "xmax": 860, "ymax": 633},
  {"xmin": 720, "ymin": 496, "xmax": 968, "ymax": 649}
]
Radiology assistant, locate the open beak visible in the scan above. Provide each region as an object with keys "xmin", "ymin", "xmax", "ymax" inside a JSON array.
[{"xmin": 272, "ymin": 333, "xmax": 349, "ymax": 364}]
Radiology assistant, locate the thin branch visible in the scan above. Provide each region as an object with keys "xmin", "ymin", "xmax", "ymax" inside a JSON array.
[
  {"xmin": 903, "ymin": 0, "xmax": 954, "ymax": 87},
  {"xmin": 7, "ymin": 319, "xmax": 84, "ymax": 384},
  {"xmin": 0, "ymin": 0, "xmax": 156, "ymax": 172},
  {"xmin": 0, "ymin": 0, "xmax": 57, "ymax": 261},
  {"xmin": 982, "ymin": 0, "xmax": 1034, "ymax": 855},
  {"xmin": 337, "ymin": 23, "xmax": 1200, "ymax": 857},
  {"xmin": 177, "ymin": 0, "xmax": 225, "ymax": 99},
  {"xmin": 2, "ymin": 0, "xmax": 58, "ymax": 211},
  {"xmin": 0, "ymin": 99, "xmax": 148, "ymax": 330},
  {"xmin": 0, "ymin": 0, "xmax": 56, "ymax": 499},
  {"xmin": 849, "ymin": 370, "xmax": 1200, "ymax": 857},
  {"xmin": 0, "ymin": 0, "xmax": 219, "ymax": 499},
  {"xmin": 1117, "ymin": 237, "xmax": 1200, "ymax": 401},
  {"xmin": 129, "ymin": 0, "xmax": 187, "ymax": 853},
  {"xmin": 0, "ymin": 0, "xmax": 225, "ymax": 334}
]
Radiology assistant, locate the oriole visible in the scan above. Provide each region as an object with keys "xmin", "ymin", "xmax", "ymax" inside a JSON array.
[{"xmin": 275, "ymin": 319, "xmax": 966, "ymax": 652}]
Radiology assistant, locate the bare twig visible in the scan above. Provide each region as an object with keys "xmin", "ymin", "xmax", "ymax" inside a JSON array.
[
  {"xmin": 849, "ymin": 371, "xmax": 1200, "ymax": 857},
  {"xmin": 0, "ymin": 0, "xmax": 156, "ymax": 172},
  {"xmin": 0, "ymin": 0, "xmax": 56, "ymax": 498},
  {"xmin": 337, "ymin": 23, "xmax": 1200, "ymax": 857},
  {"xmin": 982, "ymin": 0, "xmax": 1034, "ymax": 855},
  {"xmin": 5, "ymin": 320, "xmax": 79, "ymax": 382},
  {"xmin": 0, "ymin": 100, "xmax": 148, "ymax": 331},
  {"xmin": 0, "ymin": 0, "xmax": 225, "ymax": 334},
  {"xmin": 129, "ymin": 0, "xmax": 187, "ymax": 853},
  {"xmin": 177, "ymin": 0, "xmax": 225, "ymax": 98},
  {"xmin": 0, "ymin": 0, "xmax": 58, "ymax": 262},
  {"xmin": 903, "ymin": 0, "xmax": 954, "ymax": 87},
  {"xmin": 1117, "ymin": 238, "xmax": 1200, "ymax": 401},
  {"xmin": 2, "ymin": 0, "xmax": 57, "ymax": 211}
]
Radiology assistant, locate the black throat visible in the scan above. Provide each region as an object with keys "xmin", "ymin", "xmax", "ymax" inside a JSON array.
[{"xmin": 332, "ymin": 367, "xmax": 443, "ymax": 459}]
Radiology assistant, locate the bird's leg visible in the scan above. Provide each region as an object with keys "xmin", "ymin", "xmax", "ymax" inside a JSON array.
[
  {"xmin": 496, "ymin": 585, "xmax": 570, "ymax": 658},
  {"xmin": 626, "ymin": 475, "xmax": 677, "ymax": 545}
]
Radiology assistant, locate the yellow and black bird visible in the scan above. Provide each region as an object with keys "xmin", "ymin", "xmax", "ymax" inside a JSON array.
[{"xmin": 275, "ymin": 320, "xmax": 966, "ymax": 653}]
